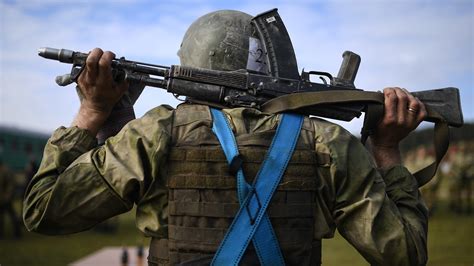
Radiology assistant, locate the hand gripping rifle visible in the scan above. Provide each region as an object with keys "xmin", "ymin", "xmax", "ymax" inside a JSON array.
[{"xmin": 38, "ymin": 9, "xmax": 463, "ymax": 186}]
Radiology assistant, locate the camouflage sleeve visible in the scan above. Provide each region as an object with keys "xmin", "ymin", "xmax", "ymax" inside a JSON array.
[
  {"xmin": 315, "ymin": 120, "xmax": 428, "ymax": 266},
  {"xmin": 23, "ymin": 105, "xmax": 174, "ymax": 235}
]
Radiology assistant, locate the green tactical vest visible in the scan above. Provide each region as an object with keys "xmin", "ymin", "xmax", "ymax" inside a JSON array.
[{"xmin": 149, "ymin": 104, "xmax": 327, "ymax": 265}]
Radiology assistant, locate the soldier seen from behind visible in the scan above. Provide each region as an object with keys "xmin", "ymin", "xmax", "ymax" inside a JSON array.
[{"xmin": 23, "ymin": 10, "xmax": 431, "ymax": 265}]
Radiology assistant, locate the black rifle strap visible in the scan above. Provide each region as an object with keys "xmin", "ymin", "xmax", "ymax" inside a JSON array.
[
  {"xmin": 261, "ymin": 91, "xmax": 450, "ymax": 188},
  {"xmin": 360, "ymin": 103, "xmax": 384, "ymax": 145}
]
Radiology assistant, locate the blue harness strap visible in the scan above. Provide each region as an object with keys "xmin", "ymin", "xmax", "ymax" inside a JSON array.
[
  {"xmin": 210, "ymin": 108, "xmax": 304, "ymax": 266},
  {"xmin": 210, "ymin": 109, "xmax": 284, "ymax": 266}
]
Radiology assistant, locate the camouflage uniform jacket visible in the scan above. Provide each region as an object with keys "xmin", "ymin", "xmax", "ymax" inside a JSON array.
[{"xmin": 23, "ymin": 104, "xmax": 428, "ymax": 265}]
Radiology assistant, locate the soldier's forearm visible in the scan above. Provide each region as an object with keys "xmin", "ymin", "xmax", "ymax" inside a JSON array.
[
  {"xmin": 72, "ymin": 104, "xmax": 110, "ymax": 137},
  {"xmin": 366, "ymin": 138, "xmax": 402, "ymax": 170},
  {"xmin": 334, "ymin": 134, "xmax": 427, "ymax": 265}
]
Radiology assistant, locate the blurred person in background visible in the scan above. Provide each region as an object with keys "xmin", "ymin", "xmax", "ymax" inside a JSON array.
[
  {"xmin": 405, "ymin": 146, "xmax": 441, "ymax": 215},
  {"xmin": 449, "ymin": 142, "xmax": 473, "ymax": 214},
  {"xmin": 0, "ymin": 159, "xmax": 22, "ymax": 239}
]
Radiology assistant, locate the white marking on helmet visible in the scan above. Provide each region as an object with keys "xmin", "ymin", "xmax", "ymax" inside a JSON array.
[
  {"xmin": 247, "ymin": 37, "xmax": 268, "ymax": 74},
  {"xmin": 265, "ymin": 16, "xmax": 276, "ymax": 23}
]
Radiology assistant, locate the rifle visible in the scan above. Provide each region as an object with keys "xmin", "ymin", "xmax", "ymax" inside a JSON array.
[
  {"xmin": 38, "ymin": 47, "xmax": 463, "ymax": 128},
  {"xmin": 38, "ymin": 9, "xmax": 463, "ymax": 187}
]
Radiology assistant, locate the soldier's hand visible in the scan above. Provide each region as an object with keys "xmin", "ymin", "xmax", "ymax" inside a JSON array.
[
  {"xmin": 368, "ymin": 87, "xmax": 427, "ymax": 169},
  {"xmin": 72, "ymin": 48, "xmax": 128, "ymax": 136},
  {"xmin": 77, "ymin": 48, "xmax": 128, "ymax": 114},
  {"xmin": 370, "ymin": 87, "xmax": 427, "ymax": 148}
]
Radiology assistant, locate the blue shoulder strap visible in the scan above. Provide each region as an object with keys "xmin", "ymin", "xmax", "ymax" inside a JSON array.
[
  {"xmin": 210, "ymin": 108, "xmax": 284, "ymax": 265},
  {"xmin": 210, "ymin": 108, "xmax": 304, "ymax": 266}
]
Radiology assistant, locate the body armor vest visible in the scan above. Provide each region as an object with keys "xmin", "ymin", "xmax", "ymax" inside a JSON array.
[{"xmin": 149, "ymin": 104, "xmax": 325, "ymax": 265}]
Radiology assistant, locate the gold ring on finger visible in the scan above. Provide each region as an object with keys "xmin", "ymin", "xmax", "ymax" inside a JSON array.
[{"xmin": 407, "ymin": 107, "xmax": 418, "ymax": 114}]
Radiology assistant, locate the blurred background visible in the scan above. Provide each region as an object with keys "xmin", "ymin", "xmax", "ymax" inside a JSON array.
[{"xmin": 1, "ymin": 0, "xmax": 473, "ymax": 265}]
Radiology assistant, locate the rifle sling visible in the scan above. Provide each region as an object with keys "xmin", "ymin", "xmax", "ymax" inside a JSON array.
[
  {"xmin": 414, "ymin": 121, "xmax": 449, "ymax": 187},
  {"xmin": 262, "ymin": 90, "xmax": 384, "ymax": 112},
  {"xmin": 261, "ymin": 90, "xmax": 449, "ymax": 187}
]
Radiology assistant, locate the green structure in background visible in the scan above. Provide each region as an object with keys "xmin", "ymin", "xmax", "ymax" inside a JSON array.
[{"xmin": 0, "ymin": 126, "xmax": 49, "ymax": 172}]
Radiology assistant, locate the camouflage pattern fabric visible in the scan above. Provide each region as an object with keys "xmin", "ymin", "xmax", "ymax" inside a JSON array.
[{"xmin": 23, "ymin": 104, "xmax": 428, "ymax": 265}]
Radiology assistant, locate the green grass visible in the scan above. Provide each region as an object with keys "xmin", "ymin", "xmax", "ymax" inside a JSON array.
[
  {"xmin": 0, "ymin": 205, "xmax": 146, "ymax": 266},
  {"xmin": 1, "ymin": 202, "xmax": 473, "ymax": 266}
]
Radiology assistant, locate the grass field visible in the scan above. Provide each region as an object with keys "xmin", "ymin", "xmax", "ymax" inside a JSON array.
[{"xmin": 0, "ymin": 202, "xmax": 473, "ymax": 266}]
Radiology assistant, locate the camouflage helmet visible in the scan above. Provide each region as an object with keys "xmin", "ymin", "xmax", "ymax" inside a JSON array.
[{"xmin": 178, "ymin": 10, "xmax": 259, "ymax": 71}]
